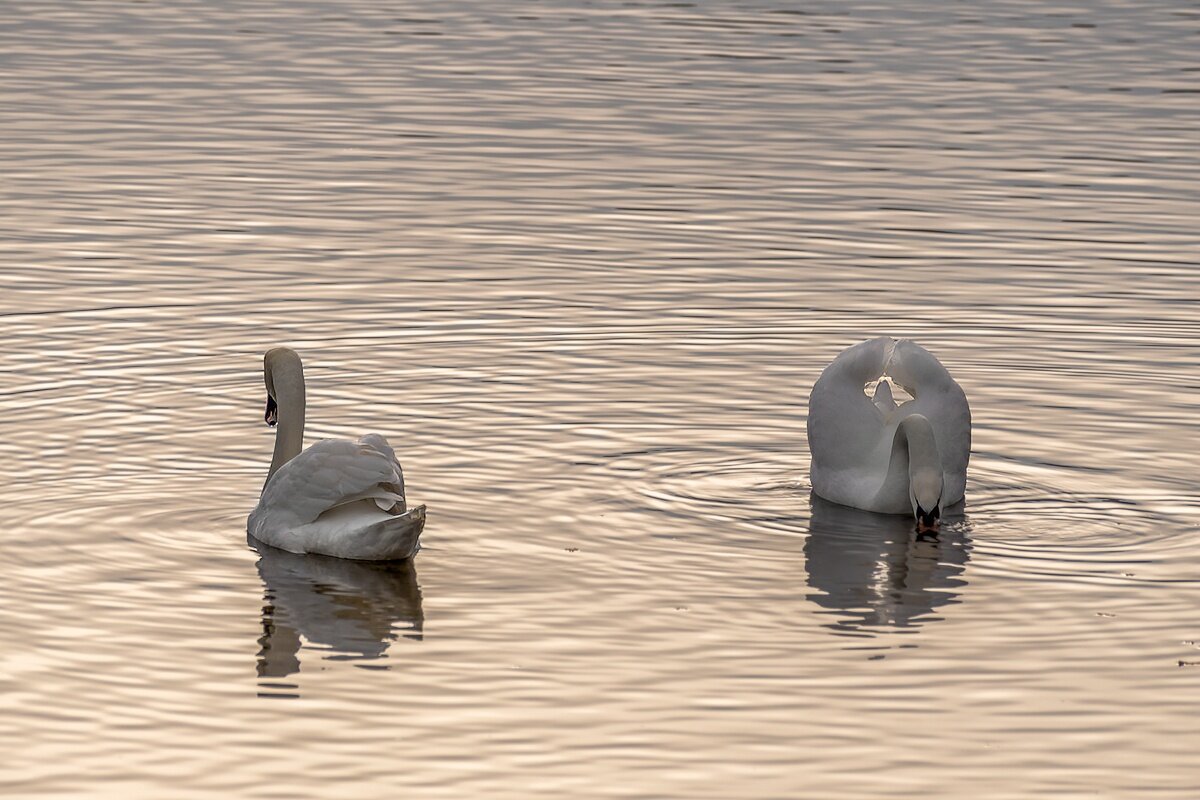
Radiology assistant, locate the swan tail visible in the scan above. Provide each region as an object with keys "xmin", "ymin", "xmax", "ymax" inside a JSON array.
[{"xmin": 362, "ymin": 504, "xmax": 425, "ymax": 561}]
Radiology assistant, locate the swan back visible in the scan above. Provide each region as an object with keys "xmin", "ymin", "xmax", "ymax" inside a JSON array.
[
  {"xmin": 872, "ymin": 379, "xmax": 898, "ymax": 413},
  {"xmin": 249, "ymin": 433, "xmax": 420, "ymax": 560},
  {"xmin": 251, "ymin": 436, "xmax": 405, "ymax": 530}
]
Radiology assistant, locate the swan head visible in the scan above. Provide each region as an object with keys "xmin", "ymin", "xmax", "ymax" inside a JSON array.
[
  {"xmin": 909, "ymin": 470, "xmax": 943, "ymax": 534},
  {"xmin": 262, "ymin": 347, "xmax": 303, "ymax": 427}
]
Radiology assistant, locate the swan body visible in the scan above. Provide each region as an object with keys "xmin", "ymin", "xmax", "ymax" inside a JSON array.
[
  {"xmin": 247, "ymin": 348, "xmax": 424, "ymax": 561},
  {"xmin": 807, "ymin": 337, "xmax": 970, "ymax": 525}
]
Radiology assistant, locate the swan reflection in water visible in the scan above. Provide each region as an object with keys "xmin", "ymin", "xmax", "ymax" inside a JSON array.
[
  {"xmin": 805, "ymin": 494, "xmax": 970, "ymax": 635},
  {"xmin": 250, "ymin": 536, "xmax": 424, "ymax": 682}
]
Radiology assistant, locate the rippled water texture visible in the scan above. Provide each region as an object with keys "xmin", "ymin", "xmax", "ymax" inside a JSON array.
[{"xmin": 1, "ymin": 1, "xmax": 1198, "ymax": 797}]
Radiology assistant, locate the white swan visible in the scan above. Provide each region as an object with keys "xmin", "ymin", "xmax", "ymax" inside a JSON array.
[
  {"xmin": 247, "ymin": 347, "xmax": 425, "ymax": 561},
  {"xmin": 807, "ymin": 337, "xmax": 971, "ymax": 531}
]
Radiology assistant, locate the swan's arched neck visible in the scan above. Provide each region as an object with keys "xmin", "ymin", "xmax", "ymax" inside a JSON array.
[
  {"xmin": 264, "ymin": 349, "xmax": 306, "ymax": 491},
  {"xmin": 890, "ymin": 414, "xmax": 943, "ymax": 512}
]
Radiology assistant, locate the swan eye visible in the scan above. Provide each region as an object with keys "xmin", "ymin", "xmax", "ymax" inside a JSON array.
[{"xmin": 264, "ymin": 395, "xmax": 278, "ymax": 427}]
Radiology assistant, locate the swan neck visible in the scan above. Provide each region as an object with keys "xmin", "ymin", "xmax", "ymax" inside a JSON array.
[
  {"xmin": 898, "ymin": 414, "xmax": 941, "ymax": 481},
  {"xmin": 266, "ymin": 359, "xmax": 305, "ymax": 489}
]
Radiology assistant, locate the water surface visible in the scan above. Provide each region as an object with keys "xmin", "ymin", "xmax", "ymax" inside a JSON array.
[{"xmin": 1, "ymin": 1, "xmax": 1198, "ymax": 797}]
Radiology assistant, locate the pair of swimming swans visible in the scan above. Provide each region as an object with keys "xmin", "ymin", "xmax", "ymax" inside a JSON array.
[{"xmin": 248, "ymin": 337, "xmax": 969, "ymax": 561}]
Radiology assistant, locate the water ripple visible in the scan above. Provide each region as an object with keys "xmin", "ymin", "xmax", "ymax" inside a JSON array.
[{"xmin": 1, "ymin": 0, "xmax": 1198, "ymax": 797}]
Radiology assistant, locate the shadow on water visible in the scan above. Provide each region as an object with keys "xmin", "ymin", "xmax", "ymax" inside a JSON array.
[
  {"xmin": 249, "ymin": 537, "xmax": 424, "ymax": 691},
  {"xmin": 804, "ymin": 494, "xmax": 971, "ymax": 637}
]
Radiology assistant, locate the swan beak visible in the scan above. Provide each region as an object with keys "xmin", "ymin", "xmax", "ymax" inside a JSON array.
[
  {"xmin": 264, "ymin": 395, "xmax": 278, "ymax": 427},
  {"xmin": 915, "ymin": 504, "xmax": 941, "ymax": 534},
  {"xmin": 916, "ymin": 518, "xmax": 940, "ymax": 534}
]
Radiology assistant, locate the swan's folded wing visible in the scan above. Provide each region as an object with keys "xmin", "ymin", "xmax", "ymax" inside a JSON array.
[
  {"xmin": 256, "ymin": 436, "xmax": 406, "ymax": 531},
  {"xmin": 807, "ymin": 342, "xmax": 890, "ymax": 475}
]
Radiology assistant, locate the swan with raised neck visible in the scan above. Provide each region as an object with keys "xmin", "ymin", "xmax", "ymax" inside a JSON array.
[{"xmin": 248, "ymin": 347, "xmax": 425, "ymax": 561}]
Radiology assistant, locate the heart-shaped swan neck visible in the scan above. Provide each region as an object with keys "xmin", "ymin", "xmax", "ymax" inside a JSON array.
[{"xmin": 263, "ymin": 347, "xmax": 306, "ymax": 491}]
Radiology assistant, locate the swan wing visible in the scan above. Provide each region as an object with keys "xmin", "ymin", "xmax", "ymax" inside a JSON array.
[
  {"xmin": 807, "ymin": 337, "xmax": 892, "ymax": 484},
  {"xmin": 251, "ymin": 434, "xmax": 406, "ymax": 536}
]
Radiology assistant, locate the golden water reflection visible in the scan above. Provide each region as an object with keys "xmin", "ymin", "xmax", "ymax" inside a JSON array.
[
  {"xmin": 252, "ymin": 538, "xmax": 423, "ymax": 687},
  {"xmin": 1, "ymin": 0, "xmax": 1197, "ymax": 794},
  {"xmin": 805, "ymin": 495, "xmax": 970, "ymax": 634}
]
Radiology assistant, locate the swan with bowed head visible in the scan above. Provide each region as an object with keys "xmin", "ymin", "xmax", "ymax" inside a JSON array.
[
  {"xmin": 247, "ymin": 347, "xmax": 425, "ymax": 561},
  {"xmin": 807, "ymin": 337, "xmax": 970, "ymax": 532}
]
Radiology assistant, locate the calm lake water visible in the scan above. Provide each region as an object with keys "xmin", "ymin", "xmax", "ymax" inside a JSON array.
[{"xmin": 1, "ymin": 1, "xmax": 1198, "ymax": 797}]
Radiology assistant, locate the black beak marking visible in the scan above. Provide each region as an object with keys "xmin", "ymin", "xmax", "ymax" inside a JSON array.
[
  {"xmin": 264, "ymin": 395, "xmax": 278, "ymax": 427},
  {"xmin": 915, "ymin": 503, "xmax": 941, "ymax": 528}
]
